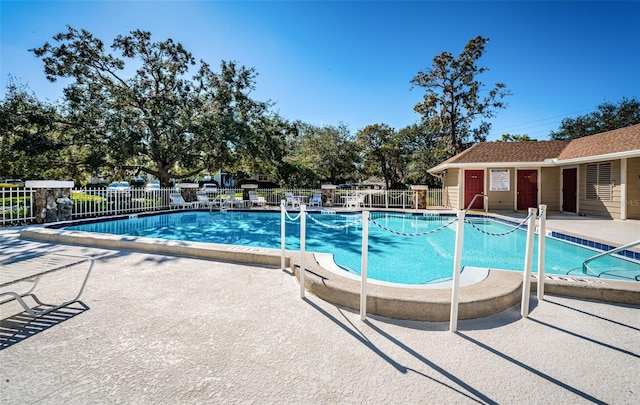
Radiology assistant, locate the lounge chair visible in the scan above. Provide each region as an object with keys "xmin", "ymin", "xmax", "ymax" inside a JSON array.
[
  {"xmin": 196, "ymin": 191, "xmax": 217, "ymax": 208},
  {"xmin": 249, "ymin": 191, "xmax": 266, "ymax": 207},
  {"xmin": 309, "ymin": 193, "xmax": 322, "ymax": 207},
  {"xmin": 285, "ymin": 193, "xmax": 300, "ymax": 208},
  {"xmin": 220, "ymin": 195, "xmax": 243, "ymax": 208},
  {"xmin": 0, "ymin": 253, "xmax": 94, "ymax": 317},
  {"xmin": 169, "ymin": 192, "xmax": 197, "ymax": 209},
  {"xmin": 344, "ymin": 193, "xmax": 366, "ymax": 208}
]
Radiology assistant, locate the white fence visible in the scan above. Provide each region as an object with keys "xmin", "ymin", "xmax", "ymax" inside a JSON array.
[
  {"xmin": 0, "ymin": 187, "xmax": 33, "ymax": 225},
  {"xmin": 0, "ymin": 186, "xmax": 446, "ymax": 226}
]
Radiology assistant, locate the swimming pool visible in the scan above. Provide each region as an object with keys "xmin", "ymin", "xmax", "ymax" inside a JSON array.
[{"xmin": 64, "ymin": 211, "xmax": 640, "ymax": 284}]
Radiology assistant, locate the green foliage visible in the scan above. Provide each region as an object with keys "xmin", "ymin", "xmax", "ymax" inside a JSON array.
[
  {"xmin": 357, "ymin": 123, "xmax": 411, "ymax": 188},
  {"xmin": 550, "ymin": 97, "xmax": 640, "ymax": 140},
  {"xmin": 71, "ymin": 191, "xmax": 105, "ymax": 203},
  {"xmin": 355, "ymin": 121, "xmax": 443, "ymax": 188},
  {"xmin": 1, "ymin": 206, "xmax": 30, "ymax": 220},
  {"xmin": 230, "ymin": 114, "xmax": 295, "ymax": 181},
  {"xmin": 411, "ymin": 36, "xmax": 511, "ymax": 158},
  {"xmin": 2, "ymin": 30, "xmax": 530, "ymax": 188},
  {"xmin": 272, "ymin": 161, "xmax": 318, "ymax": 188},
  {"xmin": 0, "ymin": 195, "xmax": 30, "ymax": 206},
  {"xmin": 30, "ymin": 26, "xmax": 287, "ymax": 186},
  {"xmin": 0, "ymin": 185, "xmax": 31, "ymax": 220},
  {"xmin": 497, "ymin": 134, "xmax": 536, "ymax": 142},
  {"xmin": 0, "ymin": 81, "xmax": 79, "ymax": 180},
  {"xmin": 290, "ymin": 122, "xmax": 360, "ymax": 184},
  {"xmin": 403, "ymin": 127, "xmax": 442, "ymax": 187}
]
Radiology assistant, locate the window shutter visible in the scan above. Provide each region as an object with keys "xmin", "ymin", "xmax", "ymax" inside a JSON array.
[
  {"xmin": 586, "ymin": 162, "xmax": 612, "ymax": 201},
  {"xmin": 598, "ymin": 163, "xmax": 611, "ymax": 201}
]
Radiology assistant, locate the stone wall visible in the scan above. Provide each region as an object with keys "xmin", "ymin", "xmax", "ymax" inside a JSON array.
[
  {"xmin": 411, "ymin": 185, "xmax": 428, "ymax": 209},
  {"xmin": 321, "ymin": 185, "xmax": 336, "ymax": 207},
  {"xmin": 32, "ymin": 187, "xmax": 73, "ymax": 223},
  {"xmin": 26, "ymin": 181, "xmax": 75, "ymax": 224}
]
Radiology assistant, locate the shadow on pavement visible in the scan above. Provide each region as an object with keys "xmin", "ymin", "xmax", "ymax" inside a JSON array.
[{"xmin": 0, "ymin": 301, "xmax": 89, "ymax": 350}]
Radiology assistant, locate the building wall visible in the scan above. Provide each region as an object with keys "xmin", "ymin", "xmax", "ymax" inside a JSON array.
[
  {"xmin": 578, "ymin": 160, "xmax": 621, "ymax": 219},
  {"xmin": 627, "ymin": 157, "xmax": 640, "ymax": 220},
  {"xmin": 486, "ymin": 167, "xmax": 514, "ymax": 211},
  {"xmin": 248, "ymin": 173, "xmax": 272, "ymax": 182},
  {"xmin": 540, "ymin": 167, "xmax": 561, "ymax": 211},
  {"xmin": 443, "ymin": 168, "xmax": 460, "ymax": 210},
  {"xmin": 440, "ymin": 158, "xmax": 635, "ymax": 218},
  {"xmin": 484, "ymin": 167, "xmax": 561, "ymax": 211}
]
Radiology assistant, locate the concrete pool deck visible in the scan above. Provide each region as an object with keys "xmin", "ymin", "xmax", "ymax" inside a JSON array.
[
  {"xmin": 1, "ymin": 227, "xmax": 639, "ymax": 403},
  {"xmin": 17, "ymin": 208, "xmax": 640, "ymax": 320}
]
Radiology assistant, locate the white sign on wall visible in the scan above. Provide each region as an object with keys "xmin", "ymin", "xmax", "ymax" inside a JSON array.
[{"xmin": 490, "ymin": 169, "xmax": 510, "ymax": 191}]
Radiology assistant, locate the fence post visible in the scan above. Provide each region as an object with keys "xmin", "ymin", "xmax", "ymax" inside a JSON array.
[
  {"xmin": 450, "ymin": 209, "xmax": 465, "ymax": 332},
  {"xmin": 360, "ymin": 211, "xmax": 370, "ymax": 321},
  {"xmin": 426, "ymin": 186, "xmax": 429, "ymax": 209},
  {"xmin": 299, "ymin": 204, "xmax": 307, "ymax": 299},
  {"xmin": 280, "ymin": 200, "xmax": 286, "ymax": 271},
  {"xmin": 537, "ymin": 204, "xmax": 547, "ymax": 301},
  {"xmin": 521, "ymin": 207, "xmax": 537, "ymax": 317}
]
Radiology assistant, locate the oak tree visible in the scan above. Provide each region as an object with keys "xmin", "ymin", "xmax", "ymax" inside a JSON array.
[
  {"xmin": 550, "ymin": 97, "xmax": 640, "ymax": 140},
  {"xmin": 411, "ymin": 36, "xmax": 511, "ymax": 158},
  {"xmin": 31, "ymin": 27, "xmax": 281, "ymax": 186}
]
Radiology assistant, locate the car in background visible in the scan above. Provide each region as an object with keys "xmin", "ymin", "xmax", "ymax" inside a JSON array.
[
  {"xmin": 200, "ymin": 183, "xmax": 218, "ymax": 195},
  {"xmin": 144, "ymin": 182, "xmax": 161, "ymax": 196},
  {"xmin": 107, "ymin": 181, "xmax": 131, "ymax": 199},
  {"xmin": 2, "ymin": 179, "xmax": 24, "ymax": 186},
  {"xmin": 130, "ymin": 177, "xmax": 146, "ymax": 188}
]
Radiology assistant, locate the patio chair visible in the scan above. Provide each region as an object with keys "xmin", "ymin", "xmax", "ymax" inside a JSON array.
[
  {"xmin": 249, "ymin": 191, "xmax": 266, "ymax": 207},
  {"xmin": 285, "ymin": 193, "xmax": 300, "ymax": 208},
  {"xmin": 220, "ymin": 195, "xmax": 243, "ymax": 208},
  {"xmin": 309, "ymin": 193, "xmax": 322, "ymax": 207},
  {"xmin": 169, "ymin": 192, "xmax": 197, "ymax": 209},
  {"xmin": 344, "ymin": 193, "xmax": 366, "ymax": 208},
  {"xmin": 196, "ymin": 191, "xmax": 217, "ymax": 208},
  {"xmin": 0, "ymin": 253, "xmax": 95, "ymax": 317}
]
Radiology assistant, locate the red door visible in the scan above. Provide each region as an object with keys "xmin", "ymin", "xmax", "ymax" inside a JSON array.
[
  {"xmin": 562, "ymin": 168, "xmax": 577, "ymax": 213},
  {"xmin": 517, "ymin": 170, "xmax": 538, "ymax": 210},
  {"xmin": 464, "ymin": 170, "xmax": 484, "ymax": 209}
]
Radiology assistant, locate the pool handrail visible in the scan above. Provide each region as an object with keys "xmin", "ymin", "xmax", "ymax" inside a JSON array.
[
  {"xmin": 582, "ymin": 239, "xmax": 640, "ymax": 277},
  {"xmin": 465, "ymin": 193, "xmax": 488, "ymax": 213}
]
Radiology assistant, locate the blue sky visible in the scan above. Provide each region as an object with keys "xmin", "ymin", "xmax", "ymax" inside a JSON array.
[{"xmin": 1, "ymin": 1, "xmax": 639, "ymax": 141}]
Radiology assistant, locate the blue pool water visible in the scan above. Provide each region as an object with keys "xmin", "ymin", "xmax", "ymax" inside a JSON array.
[{"xmin": 65, "ymin": 211, "xmax": 640, "ymax": 284}]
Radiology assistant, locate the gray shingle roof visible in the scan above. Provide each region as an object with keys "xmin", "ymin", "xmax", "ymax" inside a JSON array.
[
  {"xmin": 557, "ymin": 124, "xmax": 640, "ymax": 160},
  {"xmin": 441, "ymin": 140, "xmax": 570, "ymax": 164},
  {"xmin": 430, "ymin": 123, "xmax": 640, "ymax": 172}
]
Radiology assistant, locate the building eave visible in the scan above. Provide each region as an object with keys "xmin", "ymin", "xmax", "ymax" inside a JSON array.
[
  {"xmin": 556, "ymin": 149, "xmax": 640, "ymax": 165},
  {"xmin": 427, "ymin": 149, "xmax": 640, "ymax": 175},
  {"xmin": 427, "ymin": 160, "xmax": 557, "ymax": 174}
]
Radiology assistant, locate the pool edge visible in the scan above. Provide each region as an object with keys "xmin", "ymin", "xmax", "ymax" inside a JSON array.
[{"xmin": 20, "ymin": 226, "xmax": 640, "ymax": 322}]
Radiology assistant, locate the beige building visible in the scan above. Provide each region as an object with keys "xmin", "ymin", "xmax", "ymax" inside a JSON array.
[{"xmin": 428, "ymin": 124, "xmax": 640, "ymax": 220}]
